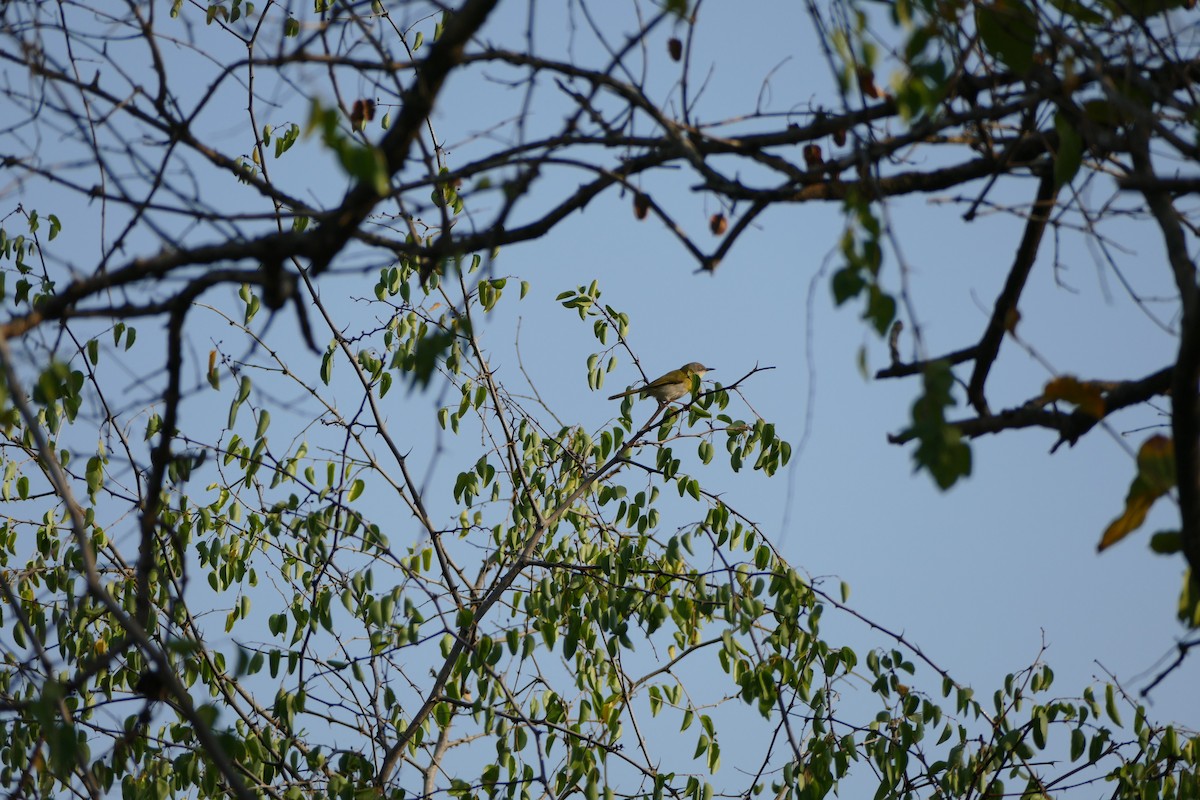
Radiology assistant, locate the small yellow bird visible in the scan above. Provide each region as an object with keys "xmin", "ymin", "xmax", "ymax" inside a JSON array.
[{"xmin": 608, "ymin": 362, "xmax": 713, "ymax": 404}]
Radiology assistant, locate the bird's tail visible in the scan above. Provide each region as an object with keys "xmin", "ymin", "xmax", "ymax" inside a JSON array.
[{"xmin": 607, "ymin": 387, "xmax": 639, "ymax": 400}]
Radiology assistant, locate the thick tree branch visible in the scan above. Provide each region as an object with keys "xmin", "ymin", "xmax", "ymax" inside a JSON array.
[
  {"xmin": 374, "ymin": 404, "xmax": 670, "ymax": 785},
  {"xmin": 1117, "ymin": 175, "xmax": 1200, "ymax": 194},
  {"xmin": 887, "ymin": 366, "xmax": 1173, "ymax": 446},
  {"xmin": 1128, "ymin": 128, "xmax": 1200, "ymax": 580},
  {"xmin": 136, "ymin": 293, "xmax": 190, "ymax": 628},
  {"xmin": 308, "ymin": 0, "xmax": 501, "ymax": 276},
  {"xmin": 3, "ymin": 236, "xmax": 306, "ymax": 339},
  {"xmin": 0, "ymin": 335, "xmax": 255, "ymax": 800},
  {"xmin": 966, "ymin": 169, "xmax": 1060, "ymax": 415}
]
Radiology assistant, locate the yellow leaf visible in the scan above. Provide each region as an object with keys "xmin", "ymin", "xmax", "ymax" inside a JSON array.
[
  {"xmin": 1042, "ymin": 375, "xmax": 1105, "ymax": 419},
  {"xmin": 1099, "ymin": 492, "xmax": 1154, "ymax": 551},
  {"xmin": 1136, "ymin": 434, "xmax": 1175, "ymax": 495},
  {"xmin": 1098, "ymin": 435, "xmax": 1176, "ymax": 551}
]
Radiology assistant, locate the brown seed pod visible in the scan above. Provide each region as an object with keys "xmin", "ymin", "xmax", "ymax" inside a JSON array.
[
  {"xmin": 633, "ymin": 192, "xmax": 650, "ymax": 220},
  {"xmin": 668, "ymin": 37, "xmax": 683, "ymax": 61},
  {"xmin": 350, "ymin": 99, "xmax": 376, "ymax": 131},
  {"xmin": 709, "ymin": 213, "xmax": 727, "ymax": 235},
  {"xmin": 803, "ymin": 144, "xmax": 823, "ymax": 168},
  {"xmin": 833, "ymin": 127, "xmax": 847, "ymax": 147},
  {"xmin": 857, "ymin": 67, "xmax": 880, "ymax": 99}
]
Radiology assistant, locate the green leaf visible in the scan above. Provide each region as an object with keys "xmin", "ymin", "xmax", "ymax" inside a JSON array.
[
  {"xmin": 1032, "ymin": 708, "xmax": 1048, "ymax": 749},
  {"xmin": 1103, "ymin": 0, "xmax": 1194, "ymax": 18},
  {"xmin": 408, "ymin": 330, "xmax": 454, "ymax": 389},
  {"xmin": 865, "ymin": 285, "xmax": 897, "ymax": 335},
  {"xmin": 320, "ymin": 350, "xmax": 333, "ymax": 385},
  {"xmin": 1053, "ymin": 113, "xmax": 1084, "ymax": 189},
  {"xmin": 229, "ymin": 376, "xmax": 252, "ymax": 428},
  {"xmin": 86, "ymin": 455, "xmax": 104, "ymax": 495},
  {"xmin": 1047, "ymin": 0, "xmax": 1106, "ymax": 23},
  {"xmin": 338, "ymin": 144, "xmax": 391, "ymax": 196},
  {"xmin": 976, "ymin": 0, "xmax": 1038, "ymax": 73},
  {"xmin": 1149, "ymin": 530, "xmax": 1182, "ymax": 554},
  {"xmin": 1179, "ymin": 570, "xmax": 1200, "ymax": 627},
  {"xmin": 831, "ymin": 266, "xmax": 866, "ymax": 305},
  {"xmin": 903, "ymin": 361, "xmax": 972, "ymax": 490},
  {"xmin": 255, "ymin": 410, "xmax": 271, "ymax": 439},
  {"xmin": 1104, "ymin": 684, "xmax": 1122, "ymax": 726}
]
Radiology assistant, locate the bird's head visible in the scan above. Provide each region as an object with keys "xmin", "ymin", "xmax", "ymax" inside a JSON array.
[{"xmin": 681, "ymin": 362, "xmax": 712, "ymax": 378}]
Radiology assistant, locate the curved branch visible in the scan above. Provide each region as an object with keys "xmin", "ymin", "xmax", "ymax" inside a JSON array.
[
  {"xmin": 1128, "ymin": 127, "xmax": 1200, "ymax": 580},
  {"xmin": 966, "ymin": 169, "xmax": 1060, "ymax": 414},
  {"xmin": 886, "ymin": 366, "xmax": 1174, "ymax": 447},
  {"xmin": 307, "ymin": 0, "xmax": 502, "ymax": 276},
  {"xmin": 0, "ymin": 335, "xmax": 256, "ymax": 800}
]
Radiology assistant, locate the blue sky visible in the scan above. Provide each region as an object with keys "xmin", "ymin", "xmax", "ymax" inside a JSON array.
[
  {"xmin": 439, "ymin": 0, "xmax": 1194, "ymax": 714},
  {"xmin": 2, "ymin": 0, "xmax": 1195, "ymax": 790}
]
